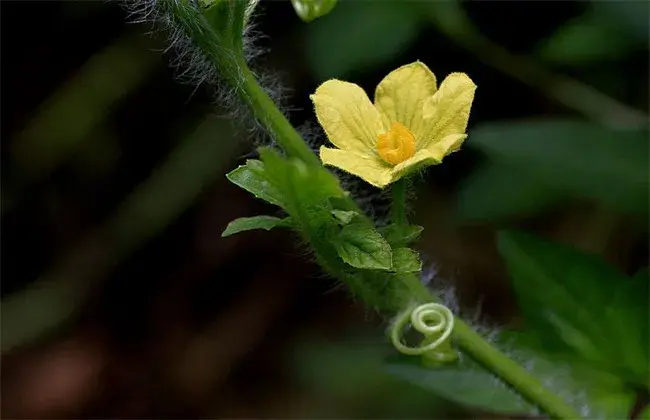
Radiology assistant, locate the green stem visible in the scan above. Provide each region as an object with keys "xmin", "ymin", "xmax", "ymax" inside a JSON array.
[
  {"xmin": 161, "ymin": 0, "xmax": 319, "ymax": 167},
  {"xmin": 238, "ymin": 62, "xmax": 321, "ymax": 167},
  {"xmin": 391, "ymin": 178, "xmax": 409, "ymax": 225},
  {"xmin": 453, "ymin": 320, "xmax": 582, "ymax": 419}
]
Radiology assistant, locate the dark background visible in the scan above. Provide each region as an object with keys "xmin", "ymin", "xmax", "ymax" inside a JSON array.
[{"xmin": 2, "ymin": 0, "xmax": 648, "ymax": 418}]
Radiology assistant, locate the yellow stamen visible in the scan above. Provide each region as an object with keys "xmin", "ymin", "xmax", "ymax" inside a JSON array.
[{"xmin": 377, "ymin": 122, "xmax": 416, "ymax": 165}]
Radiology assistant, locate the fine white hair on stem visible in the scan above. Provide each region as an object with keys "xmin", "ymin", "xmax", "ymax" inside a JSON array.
[
  {"xmin": 120, "ymin": 0, "xmax": 398, "ymax": 223},
  {"xmin": 424, "ymin": 264, "xmax": 461, "ymax": 316},
  {"xmin": 486, "ymin": 320, "xmax": 604, "ymax": 418},
  {"xmin": 428, "ymin": 273, "xmax": 597, "ymax": 417},
  {"xmin": 119, "ymin": 0, "xmax": 294, "ymax": 150}
]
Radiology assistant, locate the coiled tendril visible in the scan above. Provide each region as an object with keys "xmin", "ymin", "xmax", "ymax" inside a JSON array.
[{"xmin": 390, "ymin": 303, "xmax": 458, "ymax": 364}]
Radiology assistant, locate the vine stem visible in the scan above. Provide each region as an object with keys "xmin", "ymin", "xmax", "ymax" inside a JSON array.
[
  {"xmin": 237, "ymin": 60, "xmax": 321, "ymax": 168},
  {"xmin": 454, "ymin": 321, "xmax": 582, "ymax": 419},
  {"xmin": 390, "ymin": 178, "xmax": 408, "ymax": 226},
  {"xmin": 229, "ymin": 45, "xmax": 582, "ymax": 420}
]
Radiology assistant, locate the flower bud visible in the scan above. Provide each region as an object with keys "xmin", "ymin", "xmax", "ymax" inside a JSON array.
[{"xmin": 291, "ymin": 0, "xmax": 337, "ymax": 22}]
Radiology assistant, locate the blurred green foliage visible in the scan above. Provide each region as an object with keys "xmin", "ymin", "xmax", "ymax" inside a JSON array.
[
  {"xmin": 594, "ymin": 0, "xmax": 650, "ymax": 43},
  {"xmin": 305, "ymin": 0, "xmax": 423, "ymax": 79},
  {"xmin": 385, "ymin": 353, "xmax": 536, "ymax": 415},
  {"xmin": 3, "ymin": 116, "xmax": 242, "ymax": 353},
  {"xmin": 290, "ymin": 334, "xmax": 461, "ymax": 418},
  {"xmin": 496, "ymin": 230, "xmax": 647, "ymax": 418},
  {"xmin": 498, "ymin": 231, "xmax": 648, "ymax": 387},
  {"xmin": 12, "ymin": 33, "xmax": 160, "ymax": 183},
  {"xmin": 461, "ymin": 119, "xmax": 649, "ymax": 220},
  {"xmin": 536, "ymin": 6, "xmax": 641, "ymax": 65},
  {"xmin": 456, "ymin": 160, "xmax": 563, "ymax": 222}
]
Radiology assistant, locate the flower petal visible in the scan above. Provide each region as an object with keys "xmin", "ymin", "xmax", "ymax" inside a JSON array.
[
  {"xmin": 311, "ymin": 80, "xmax": 384, "ymax": 153},
  {"xmin": 421, "ymin": 73, "xmax": 476, "ymax": 148},
  {"xmin": 392, "ymin": 149, "xmax": 439, "ymax": 181},
  {"xmin": 423, "ymin": 133, "xmax": 467, "ymax": 162},
  {"xmin": 320, "ymin": 146, "xmax": 392, "ymax": 188},
  {"xmin": 374, "ymin": 61, "xmax": 438, "ymax": 144},
  {"xmin": 389, "ymin": 134, "xmax": 467, "ymax": 181}
]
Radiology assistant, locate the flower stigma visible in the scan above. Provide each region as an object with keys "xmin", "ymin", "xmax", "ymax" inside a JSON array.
[{"xmin": 377, "ymin": 122, "xmax": 416, "ymax": 165}]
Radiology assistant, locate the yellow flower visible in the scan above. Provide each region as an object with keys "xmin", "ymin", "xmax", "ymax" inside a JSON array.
[{"xmin": 310, "ymin": 61, "xmax": 476, "ymax": 188}]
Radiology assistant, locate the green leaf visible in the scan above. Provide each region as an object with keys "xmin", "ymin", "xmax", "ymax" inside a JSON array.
[
  {"xmin": 259, "ymin": 148, "xmax": 344, "ymax": 211},
  {"xmin": 331, "ymin": 210, "xmax": 358, "ymax": 225},
  {"xmin": 221, "ymin": 215, "xmax": 290, "ymax": 237},
  {"xmin": 226, "ymin": 159, "xmax": 285, "ymax": 208},
  {"xmin": 537, "ymin": 8, "xmax": 638, "ymax": 65},
  {"xmin": 593, "ymin": 0, "xmax": 650, "ymax": 44},
  {"xmin": 305, "ymin": 0, "xmax": 422, "ymax": 79},
  {"xmin": 498, "ymin": 230, "xmax": 649, "ymax": 386},
  {"xmin": 385, "ymin": 354, "xmax": 536, "ymax": 415},
  {"xmin": 457, "ymin": 160, "xmax": 566, "ymax": 221},
  {"xmin": 468, "ymin": 119, "xmax": 650, "ymax": 214},
  {"xmin": 333, "ymin": 222, "xmax": 392, "ymax": 270},
  {"xmin": 391, "ymin": 247, "xmax": 422, "ymax": 273},
  {"xmin": 379, "ymin": 224, "xmax": 423, "ymax": 247},
  {"xmin": 291, "ymin": 0, "xmax": 337, "ymax": 22},
  {"xmin": 257, "ymin": 147, "xmax": 346, "ymax": 243}
]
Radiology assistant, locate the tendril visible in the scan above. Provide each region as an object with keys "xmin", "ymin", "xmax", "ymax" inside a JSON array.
[{"xmin": 390, "ymin": 303, "xmax": 458, "ymax": 364}]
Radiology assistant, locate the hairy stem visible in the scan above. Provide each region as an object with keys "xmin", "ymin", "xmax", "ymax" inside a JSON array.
[
  {"xmin": 238, "ymin": 62, "xmax": 321, "ymax": 167},
  {"xmin": 391, "ymin": 178, "xmax": 409, "ymax": 225},
  {"xmin": 157, "ymin": 0, "xmax": 319, "ymax": 166},
  {"xmin": 454, "ymin": 320, "xmax": 582, "ymax": 419}
]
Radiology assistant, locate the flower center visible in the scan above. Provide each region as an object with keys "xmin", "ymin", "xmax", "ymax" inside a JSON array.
[{"xmin": 377, "ymin": 122, "xmax": 416, "ymax": 165}]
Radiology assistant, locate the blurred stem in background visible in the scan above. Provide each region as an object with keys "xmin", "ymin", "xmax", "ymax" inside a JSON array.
[
  {"xmin": 421, "ymin": 1, "xmax": 649, "ymax": 129},
  {"xmin": 10, "ymin": 32, "xmax": 160, "ymax": 188},
  {"xmin": 2, "ymin": 115, "xmax": 243, "ymax": 353},
  {"xmin": 421, "ymin": 0, "xmax": 648, "ymax": 261}
]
